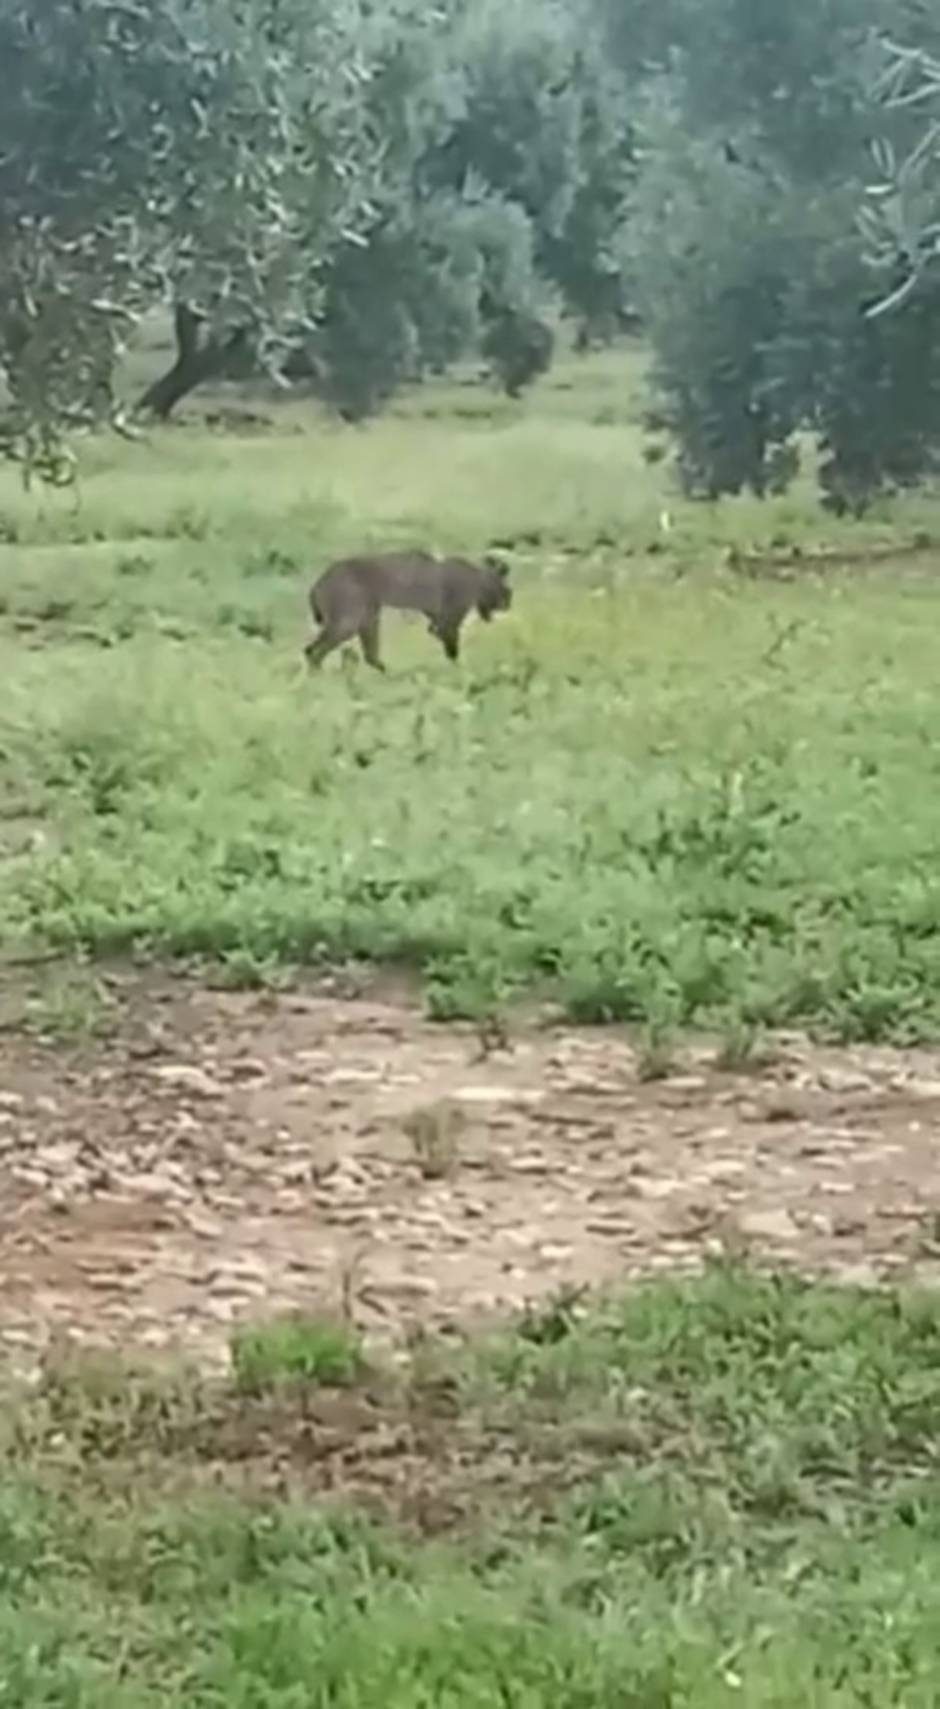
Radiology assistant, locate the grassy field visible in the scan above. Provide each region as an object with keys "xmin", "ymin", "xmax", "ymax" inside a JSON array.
[
  {"xmin": 2, "ymin": 1266, "xmax": 940, "ymax": 1706},
  {"xmin": 5, "ymin": 344, "xmax": 940, "ymax": 1038},
  {"xmin": 5, "ymin": 345, "xmax": 940, "ymax": 1702}
]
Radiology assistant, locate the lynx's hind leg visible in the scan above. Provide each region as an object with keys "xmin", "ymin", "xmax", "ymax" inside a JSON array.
[
  {"xmin": 358, "ymin": 614, "xmax": 386, "ymax": 672},
  {"xmin": 304, "ymin": 588, "xmax": 368, "ymax": 670}
]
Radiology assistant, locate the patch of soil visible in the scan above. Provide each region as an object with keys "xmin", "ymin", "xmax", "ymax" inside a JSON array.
[
  {"xmin": 2, "ymin": 972, "xmax": 940, "ymax": 1377},
  {"xmin": 32, "ymin": 1362, "xmax": 574, "ymax": 1530}
]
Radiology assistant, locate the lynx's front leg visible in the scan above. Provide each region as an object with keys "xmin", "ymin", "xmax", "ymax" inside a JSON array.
[
  {"xmin": 358, "ymin": 614, "xmax": 386, "ymax": 672},
  {"xmin": 434, "ymin": 618, "xmax": 461, "ymax": 661}
]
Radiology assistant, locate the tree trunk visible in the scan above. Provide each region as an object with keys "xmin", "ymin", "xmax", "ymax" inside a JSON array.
[{"xmin": 136, "ymin": 303, "xmax": 249, "ymax": 419}]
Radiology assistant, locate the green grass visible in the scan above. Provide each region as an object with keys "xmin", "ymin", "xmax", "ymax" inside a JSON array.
[
  {"xmin": 7, "ymin": 347, "xmax": 940, "ymax": 1703},
  {"xmin": 4, "ymin": 1267, "xmax": 940, "ymax": 1706},
  {"xmin": 5, "ymin": 343, "xmax": 940, "ymax": 1039},
  {"xmin": 230, "ymin": 1314, "xmax": 365, "ymax": 1393}
]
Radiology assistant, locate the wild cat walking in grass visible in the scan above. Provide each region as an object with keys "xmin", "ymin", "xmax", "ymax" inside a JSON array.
[{"xmin": 303, "ymin": 550, "xmax": 512, "ymax": 671}]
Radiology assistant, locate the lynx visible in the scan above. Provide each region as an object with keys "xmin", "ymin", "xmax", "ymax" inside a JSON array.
[{"xmin": 304, "ymin": 550, "xmax": 512, "ymax": 671}]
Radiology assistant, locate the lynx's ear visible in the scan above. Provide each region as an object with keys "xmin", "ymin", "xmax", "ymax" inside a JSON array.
[{"xmin": 485, "ymin": 552, "xmax": 510, "ymax": 578}]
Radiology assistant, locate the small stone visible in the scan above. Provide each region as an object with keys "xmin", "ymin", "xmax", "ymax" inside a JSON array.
[
  {"xmin": 204, "ymin": 1297, "xmax": 239, "ymax": 1322},
  {"xmin": 382, "ymin": 1276, "xmax": 438, "ymax": 1298},
  {"xmin": 151, "ymin": 1065, "xmax": 225, "ymax": 1098},
  {"xmin": 630, "ymin": 1177, "xmax": 680, "ymax": 1200},
  {"xmin": 836, "ymin": 1262, "xmax": 880, "ymax": 1287},
  {"xmin": 901, "ymin": 1077, "xmax": 940, "ymax": 1101},
  {"xmin": 818, "ymin": 1068, "xmax": 872, "ymax": 1095},
  {"xmin": 661, "ymin": 1075, "xmax": 707, "ymax": 1094},
  {"xmin": 698, "ymin": 1160, "xmax": 746, "ymax": 1183},
  {"xmin": 229, "ymin": 1058, "xmax": 269, "ymax": 1082},
  {"xmin": 185, "ymin": 1214, "xmax": 224, "ymax": 1239},
  {"xmin": 126, "ymin": 1170, "xmax": 181, "ymax": 1198},
  {"xmin": 761, "ymin": 1093, "xmax": 814, "ymax": 1123},
  {"xmin": 738, "ymin": 1208, "xmax": 799, "ymax": 1242},
  {"xmin": 11, "ymin": 1167, "xmax": 51, "ymax": 1190},
  {"xmin": 455, "ymin": 1086, "xmax": 542, "ymax": 1106}
]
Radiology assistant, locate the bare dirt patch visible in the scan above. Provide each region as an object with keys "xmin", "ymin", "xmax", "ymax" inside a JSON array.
[{"xmin": 2, "ymin": 970, "xmax": 940, "ymax": 1374}]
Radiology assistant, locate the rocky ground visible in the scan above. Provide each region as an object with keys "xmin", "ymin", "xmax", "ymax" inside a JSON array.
[{"xmin": 1, "ymin": 970, "xmax": 939, "ymax": 1375}]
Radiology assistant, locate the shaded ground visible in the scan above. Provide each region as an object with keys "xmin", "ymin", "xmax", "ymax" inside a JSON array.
[{"xmin": 2, "ymin": 971, "xmax": 940, "ymax": 1377}]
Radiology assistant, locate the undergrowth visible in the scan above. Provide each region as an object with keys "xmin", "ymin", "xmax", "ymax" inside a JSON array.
[
  {"xmin": 3, "ymin": 347, "xmax": 940, "ymax": 1041},
  {"xmin": 2, "ymin": 1267, "xmax": 940, "ymax": 1707}
]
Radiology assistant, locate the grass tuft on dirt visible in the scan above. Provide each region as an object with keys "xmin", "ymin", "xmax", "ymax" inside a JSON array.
[
  {"xmin": 230, "ymin": 1313, "xmax": 365, "ymax": 1393},
  {"xmin": 1, "ymin": 1266, "xmax": 940, "ymax": 1705}
]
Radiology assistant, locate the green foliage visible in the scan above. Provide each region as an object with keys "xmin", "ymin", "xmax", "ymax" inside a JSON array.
[
  {"xmin": 629, "ymin": 126, "xmax": 801, "ymax": 499},
  {"xmin": 1, "ymin": 0, "xmax": 644, "ymax": 444},
  {"xmin": 861, "ymin": 40, "xmax": 940, "ymax": 319},
  {"xmin": 11, "ymin": 0, "xmax": 940, "ymax": 495},
  {"xmin": 665, "ymin": 0, "xmax": 882, "ymax": 180},
  {"xmin": 440, "ymin": 0, "xmax": 636, "ymax": 338},
  {"xmin": 786, "ymin": 207, "xmax": 940, "ymax": 515},
  {"xmin": 303, "ymin": 219, "xmax": 465, "ymax": 422},
  {"xmin": 293, "ymin": 2, "xmax": 596, "ymax": 417},
  {"xmin": 629, "ymin": 0, "xmax": 940, "ymax": 510},
  {"xmin": 5, "ymin": 1269, "xmax": 940, "ymax": 1702},
  {"xmin": 5, "ymin": 327, "xmax": 940, "ymax": 1689},
  {"xmin": 293, "ymin": 5, "xmax": 476, "ymax": 418},
  {"xmin": 307, "ymin": 194, "xmax": 544, "ymax": 418},
  {"xmin": 0, "ymin": 0, "xmax": 371, "ymax": 466},
  {"xmin": 231, "ymin": 1316, "xmax": 365, "ymax": 1393},
  {"xmin": 471, "ymin": 196, "xmax": 556, "ymax": 397},
  {"xmin": 541, "ymin": 62, "xmax": 638, "ymax": 342},
  {"xmin": 476, "ymin": 1264, "xmax": 940, "ymax": 1510},
  {"xmin": 5, "ymin": 348, "xmax": 940, "ymax": 1042},
  {"xmin": 481, "ymin": 308, "xmax": 554, "ymax": 399}
]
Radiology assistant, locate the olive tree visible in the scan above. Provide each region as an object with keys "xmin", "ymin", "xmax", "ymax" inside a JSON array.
[
  {"xmin": 0, "ymin": 0, "xmax": 372, "ymax": 467},
  {"xmin": 3, "ymin": 0, "xmax": 648, "ymax": 449},
  {"xmin": 626, "ymin": 0, "xmax": 940, "ymax": 511},
  {"xmin": 862, "ymin": 40, "xmax": 940, "ymax": 314},
  {"xmin": 437, "ymin": 0, "xmax": 637, "ymax": 342}
]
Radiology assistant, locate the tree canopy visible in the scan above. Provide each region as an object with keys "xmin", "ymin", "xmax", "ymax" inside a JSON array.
[
  {"xmin": 0, "ymin": 0, "xmax": 376, "ymax": 470},
  {"xmin": 5, "ymin": 0, "xmax": 940, "ymax": 507}
]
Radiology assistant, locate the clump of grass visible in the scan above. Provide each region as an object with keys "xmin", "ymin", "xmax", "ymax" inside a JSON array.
[
  {"xmin": 635, "ymin": 1017, "xmax": 678, "ymax": 1082},
  {"xmin": 241, "ymin": 545, "xmax": 299, "ymax": 579},
  {"xmin": 516, "ymin": 1283, "xmax": 588, "ymax": 1347},
  {"xmin": 714, "ymin": 1014, "xmax": 768, "ymax": 1071},
  {"xmin": 208, "ymin": 946, "xmax": 289, "ymax": 991},
  {"xmin": 230, "ymin": 1313, "xmax": 365, "ymax": 1393},
  {"xmin": 24, "ymin": 1344, "xmax": 207, "ymax": 1459},
  {"xmin": 115, "ymin": 551, "xmax": 155, "ymax": 578},
  {"xmin": 25, "ymin": 965, "xmax": 115, "ymax": 1041},
  {"xmin": 403, "ymin": 1099, "xmax": 465, "ymax": 1180}
]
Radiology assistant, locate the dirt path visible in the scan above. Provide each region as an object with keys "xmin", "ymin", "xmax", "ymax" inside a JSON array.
[{"xmin": 2, "ymin": 972, "xmax": 940, "ymax": 1372}]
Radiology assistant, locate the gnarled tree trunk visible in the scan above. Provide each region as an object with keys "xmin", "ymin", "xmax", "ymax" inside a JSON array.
[{"xmin": 136, "ymin": 303, "xmax": 249, "ymax": 419}]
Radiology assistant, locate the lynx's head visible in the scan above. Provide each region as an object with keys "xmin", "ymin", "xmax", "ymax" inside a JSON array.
[{"xmin": 475, "ymin": 554, "xmax": 513, "ymax": 621}]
